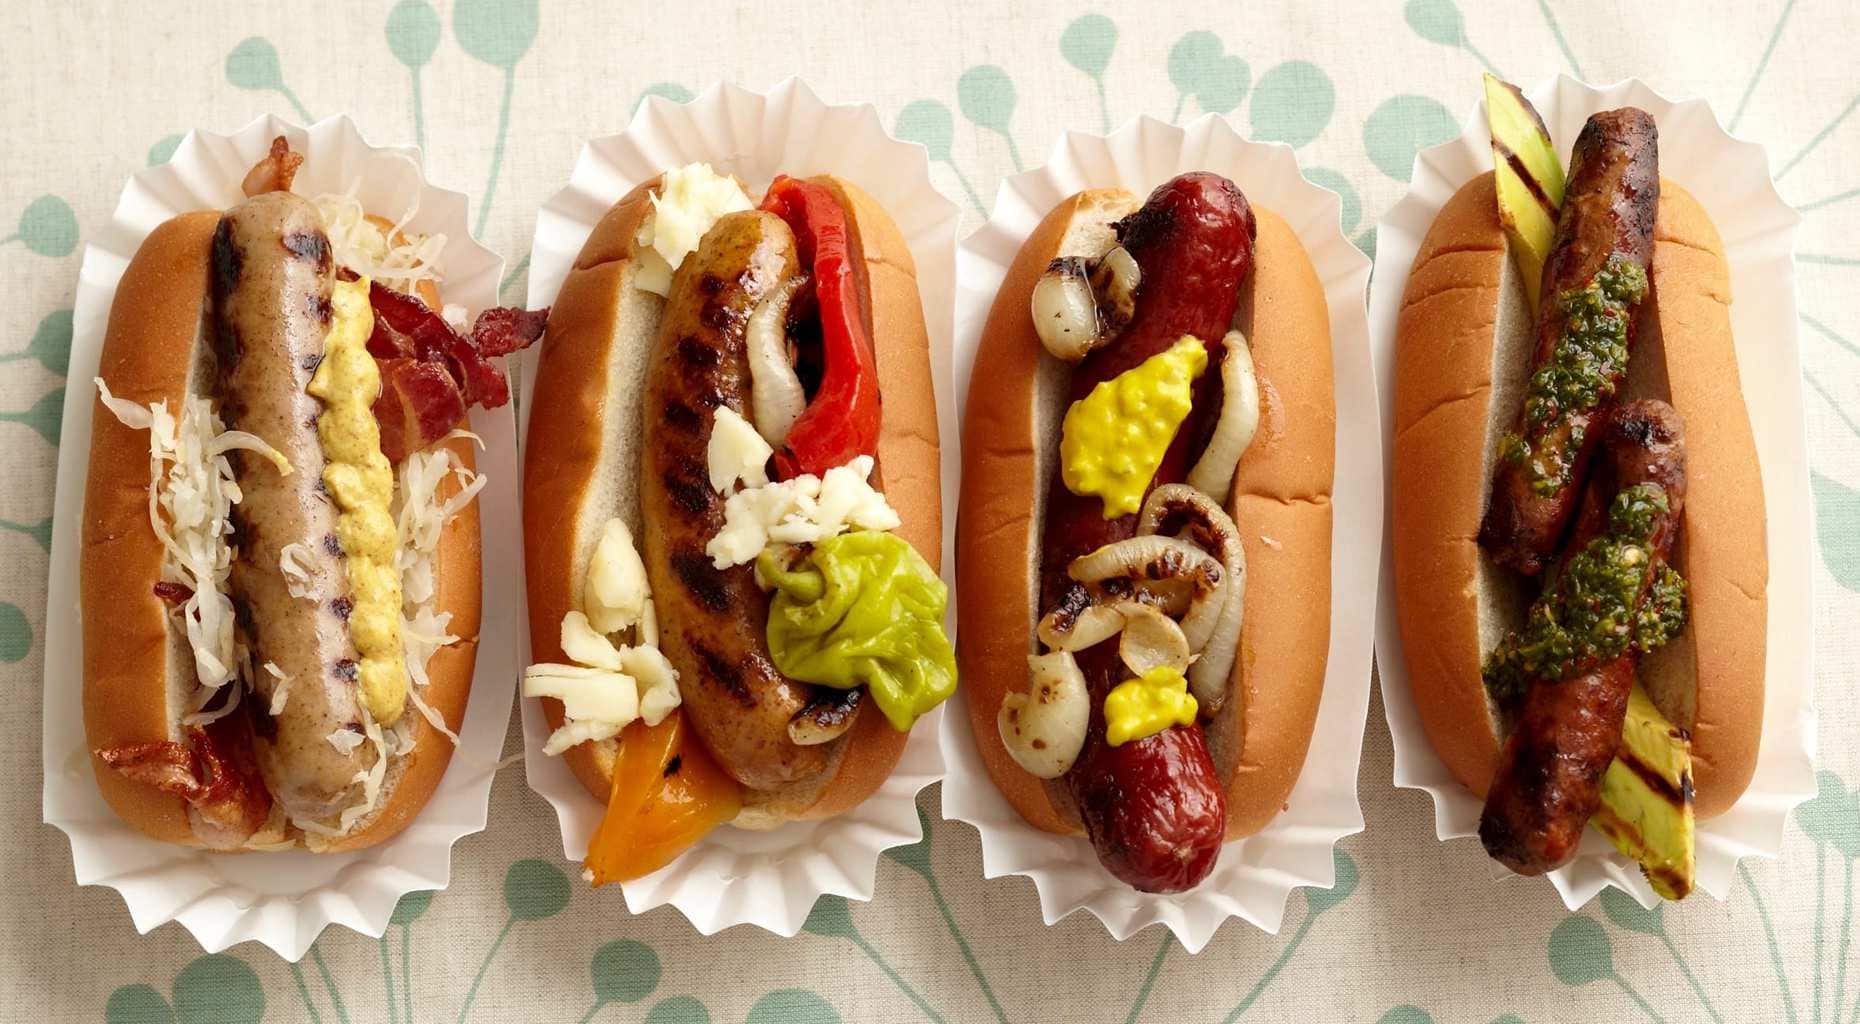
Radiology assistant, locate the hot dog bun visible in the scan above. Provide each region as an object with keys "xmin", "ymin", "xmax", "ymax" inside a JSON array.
[
  {"xmin": 522, "ymin": 174, "xmax": 940, "ymax": 824},
  {"xmin": 80, "ymin": 212, "xmax": 482, "ymax": 851},
  {"xmin": 957, "ymin": 186, "xmax": 1336, "ymax": 838},
  {"xmin": 1390, "ymin": 172, "xmax": 1766, "ymax": 818}
]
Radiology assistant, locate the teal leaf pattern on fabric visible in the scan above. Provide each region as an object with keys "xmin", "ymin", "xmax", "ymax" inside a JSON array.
[
  {"xmin": 1, "ymin": 388, "xmax": 64, "ymax": 445},
  {"xmin": 1378, "ymin": 1007, "xmax": 1435, "ymax": 1024},
  {"xmin": 1, "ymin": 517, "xmax": 53, "ymax": 551},
  {"xmin": 747, "ymin": 990, "xmax": 840, "ymax": 1024},
  {"xmin": 1731, "ymin": 0, "xmax": 1797, "ymax": 131},
  {"xmin": 147, "ymin": 135, "xmax": 184, "ymax": 167},
  {"xmin": 1302, "ymin": 168, "xmax": 1360, "ymax": 234},
  {"xmin": 803, "ymin": 895, "xmax": 946, "ymax": 1023},
  {"xmin": 505, "ymin": 858, "xmax": 570, "ymax": 920},
  {"xmin": 885, "ymin": 802, "xmax": 1006, "ymax": 1023},
  {"xmin": 1364, "ymin": 95, "xmax": 1459, "ymax": 181},
  {"xmin": 1165, "ymin": 31, "xmax": 1248, "ymax": 121},
  {"xmin": 896, "ymin": 100, "xmax": 985, "ymax": 216},
  {"xmin": 1548, "ymin": 916, "xmax": 1614, "ymax": 985},
  {"xmin": 634, "ymin": 82, "xmax": 695, "ymax": 115},
  {"xmin": 386, "ymin": 0, "xmax": 441, "ymax": 149},
  {"xmin": 645, "ymin": 995, "xmax": 710, "ymax": 1024},
  {"xmin": 387, "ymin": 0, "xmax": 442, "ymax": 67},
  {"xmin": 0, "ymin": 308, "xmax": 73, "ymax": 374},
  {"xmin": 588, "ymin": 939, "xmax": 661, "ymax": 1010},
  {"xmin": 391, "ymin": 890, "xmax": 435, "ymax": 925},
  {"xmin": 454, "ymin": 0, "xmax": 538, "ymax": 235},
  {"xmin": 106, "ymin": 983, "xmax": 172, "ymax": 1024},
  {"xmin": 1403, "ymin": 0, "xmax": 1501, "ymax": 74},
  {"xmin": 1220, "ymin": 850, "xmax": 1359, "ymax": 1021},
  {"xmin": 0, "ymin": 604, "xmax": 31, "ymax": 664},
  {"xmin": 1535, "ymin": 0, "xmax": 1586, "ymax": 78},
  {"xmin": 10, "ymin": 196, "xmax": 78, "ymax": 257},
  {"xmin": 459, "ymin": 860, "xmax": 571, "ymax": 1022},
  {"xmin": 1812, "ymin": 472, "xmax": 1860, "ymax": 592},
  {"xmin": 1598, "ymin": 890, "xmax": 1722, "ymax": 1022},
  {"xmin": 958, "ymin": 65, "xmax": 1023, "ymax": 172},
  {"xmin": 1060, "ymin": 14, "xmax": 1117, "ymax": 133},
  {"xmin": 225, "ymin": 37, "xmax": 311, "ymax": 121},
  {"xmin": 172, "ymin": 955, "xmax": 264, "ymax": 1024},
  {"xmin": 1249, "ymin": 61, "xmax": 1334, "ymax": 147}
]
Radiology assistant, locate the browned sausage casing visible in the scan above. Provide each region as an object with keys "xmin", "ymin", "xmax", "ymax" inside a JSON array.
[
  {"xmin": 210, "ymin": 190, "xmax": 371, "ymax": 824},
  {"xmin": 638, "ymin": 210, "xmax": 825, "ymax": 792},
  {"xmin": 1479, "ymin": 399, "xmax": 1687, "ymax": 874},
  {"xmin": 1479, "ymin": 108, "xmax": 1659, "ymax": 576}
]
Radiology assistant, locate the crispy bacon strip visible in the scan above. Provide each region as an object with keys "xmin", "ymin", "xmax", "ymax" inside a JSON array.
[
  {"xmin": 96, "ymin": 719, "xmax": 272, "ymax": 849},
  {"xmin": 241, "ymin": 136, "xmax": 304, "ymax": 198},
  {"xmin": 365, "ymin": 281, "xmax": 548, "ymax": 461}
]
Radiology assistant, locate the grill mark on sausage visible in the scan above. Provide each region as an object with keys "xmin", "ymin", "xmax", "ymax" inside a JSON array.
[
  {"xmin": 699, "ymin": 299, "xmax": 736, "ymax": 331},
  {"xmin": 300, "ymin": 352, "xmax": 324, "ymax": 374},
  {"xmin": 210, "ymin": 219, "xmax": 243, "ymax": 297},
  {"xmin": 307, "ymin": 293, "xmax": 332, "ymax": 326},
  {"xmin": 663, "ymin": 755, "xmax": 682, "ymax": 777},
  {"xmin": 282, "ymin": 230, "xmax": 332, "ymax": 274},
  {"xmin": 323, "ymin": 532, "xmax": 344, "ymax": 557},
  {"xmin": 698, "ymin": 273, "xmax": 725, "ymax": 296},
  {"xmin": 662, "ymin": 458, "xmax": 715, "ymax": 515},
  {"xmin": 677, "ymin": 336, "xmax": 719, "ymax": 368},
  {"xmin": 330, "ymin": 596, "xmax": 353, "ymax": 621},
  {"xmin": 332, "ymin": 659, "xmax": 358, "ymax": 682},
  {"xmin": 671, "ymin": 551, "xmax": 731, "ymax": 612},
  {"xmin": 689, "ymin": 637, "xmax": 755, "ymax": 705},
  {"xmin": 662, "ymin": 400, "xmax": 702, "ymax": 433}
]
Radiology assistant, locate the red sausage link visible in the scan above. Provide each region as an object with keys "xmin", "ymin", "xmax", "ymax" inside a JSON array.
[
  {"xmin": 1479, "ymin": 400, "xmax": 1686, "ymax": 874},
  {"xmin": 1038, "ymin": 173, "xmax": 1256, "ymax": 893}
]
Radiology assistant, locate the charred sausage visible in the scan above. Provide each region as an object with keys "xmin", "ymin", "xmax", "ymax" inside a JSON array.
[
  {"xmin": 1479, "ymin": 399, "xmax": 1687, "ymax": 873},
  {"xmin": 1479, "ymin": 108, "xmax": 1659, "ymax": 576},
  {"xmin": 638, "ymin": 210, "xmax": 822, "ymax": 792}
]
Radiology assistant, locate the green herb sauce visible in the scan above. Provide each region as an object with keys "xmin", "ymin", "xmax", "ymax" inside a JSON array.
[
  {"xmin": 1483, "ymin": 483, "xmax": 1688, "ymax": 702},
  {"xmin": 1498, "ymin": 254, "xmax": 1650, "ymax": 495}
]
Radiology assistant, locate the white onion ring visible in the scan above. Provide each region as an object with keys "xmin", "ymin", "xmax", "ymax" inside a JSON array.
[
  {"xmin": 1185, "ymin": 331, "xmax": 1260, "ymax": 504},
  {"xmin": 1031, "ymin": 257, "xmax": 1101, "ymax": 362},
  {"xmin": 1068, "ymin": 534, "xmax": 1224, "ymax": 653},
  {"xmin": 1088, "ymin": 245, "xmax": 1141, "ymax": 335},
  {"xmin": 1036, "ymin": 599, "xmax": 1125, "ymax": 653},
  {"xmin": 1139, "ymin": 484, "xmax": 1246, "ymax": 711},
  {"xmin": 1117, "ymin": 603, "xmax": 1191, "ymax": 677},
  {"xmin": 998, "ymin": 650, "xmax": 1090, "ymax": 778},
  {"xmin": 745, "ymin": 276, "xmax": 807, "ymax": 444}
]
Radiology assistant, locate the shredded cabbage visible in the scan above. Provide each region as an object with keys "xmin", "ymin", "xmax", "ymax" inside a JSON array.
[
  {"xmin": 95, "ymin": 378, "xmax": 289, "ymax": 705},
  {"xmin": 312, "ymin": 186, "xmax": 446, "ymax": 296}
]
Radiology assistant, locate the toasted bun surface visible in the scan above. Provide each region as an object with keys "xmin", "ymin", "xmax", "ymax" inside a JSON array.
[
  {"xmin": 83, "ymin": 212, "xmax": 222, "ymax": 845},
  {"xmin": 956, "ymin": 188, "xmax": 1335, "ymax": 838},
  {"xmin": 81, "ymin": 211, "xmax": 484, "ymax": 850},
  {"xmin": 523, "ymin": 174, "xmax": 940, "ymax": 823},
  {"xmin": 1390, "ymin": 173, "xmax": 1766, "ymax": 818}
]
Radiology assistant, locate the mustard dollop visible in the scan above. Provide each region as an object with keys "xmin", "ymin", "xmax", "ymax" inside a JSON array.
[
  {"xmin": 758, "ymin": 532, "xmax": 956, "ymax": 732},
  {"xmin": 1103, "ymin": 665, "xmax": 1197, "ymax": 746},
  {"xmin": 307, "ymin": 277, "xmax": 406, "ymax": 725},
  {"xmin": 1060, "ymin": 335, "xmax": 1208, "ymax": 518}
]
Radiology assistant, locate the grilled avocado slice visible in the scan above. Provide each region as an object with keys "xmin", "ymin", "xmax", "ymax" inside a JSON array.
[
  {"xmin": 1484, "ymin": 73, "xmax": 1565, "ymax": 311},
  {"xmin": 1592, "ymin": 684, "xmax": 1696, "ymax": 900}
]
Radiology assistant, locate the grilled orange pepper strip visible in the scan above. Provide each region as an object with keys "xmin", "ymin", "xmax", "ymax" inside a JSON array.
[{"xmin": 583, "ymin": 712, "xmax": 742, "ymax": 885}]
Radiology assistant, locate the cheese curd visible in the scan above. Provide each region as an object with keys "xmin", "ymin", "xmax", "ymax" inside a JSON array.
[
  {"xmin": 706, "ymin": 455, "xmax": 900, "ymax": 569},
  {"xmin": 707, "ymin": 407, "xmax": 772, "ymax": 493},
  {"xmin": 634, "ymin": 163, "xmax": 753, "ymax": 297},
  {"xmin": 524, "ymin": 516, "xmax": 682, "ymax": 755}
]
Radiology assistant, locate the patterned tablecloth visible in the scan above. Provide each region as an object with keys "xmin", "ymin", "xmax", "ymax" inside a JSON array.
[{"xmin": 4, "ymin": 1, "xmax": 1857, "ymax": 1021}]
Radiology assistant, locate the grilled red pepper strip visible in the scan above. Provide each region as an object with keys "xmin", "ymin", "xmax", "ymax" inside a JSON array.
[{"xmin": 760, "ymin": 176, "xmax": 882, "ymax": 480}]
